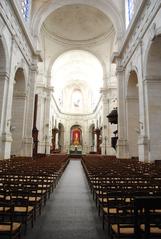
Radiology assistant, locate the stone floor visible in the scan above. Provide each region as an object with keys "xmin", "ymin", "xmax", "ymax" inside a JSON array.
[{"xmin": 24, "ymin": 159, "xmax": 108, "ymax": 239}]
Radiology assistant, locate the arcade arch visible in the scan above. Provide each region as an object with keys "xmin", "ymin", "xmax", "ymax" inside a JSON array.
[{"xmin": 144, "ymin": 35, "xmax": 161, "ymax": 161}]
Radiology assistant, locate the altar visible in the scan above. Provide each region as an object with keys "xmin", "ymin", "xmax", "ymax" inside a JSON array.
[
  {"xmin": 70, "ymin": 125, "xmax": 82, "ymax": 155},
  {"xmin": 70, "ymin": 144, "xmax": 82, "ymax": 155}
]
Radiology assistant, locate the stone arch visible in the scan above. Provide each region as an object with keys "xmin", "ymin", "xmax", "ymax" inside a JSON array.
[
  {"xmin": 50, "ymin": 49, "xmax": 104, "ymax": 114},
  {"xmin": 31, "ymin": 0, "xmax": 124, "ymax": 42},
  {"xmin": 145, "ymin": 36, "xmax": 161, "ymax": 79},
  {"xmin": 11, "ymin": 68, "xmax": 26, "ymax": 156},
  {"xmin": 144, "ymin": 35, "xmax": 161, "ymax": 161},
  {"xmin": 14, "ymin": 62, "xmax": 28, "ymax": 92},
  {"xmin": 47, "ymin": 48, "xmax": 106, "ymax": 87},
  {"xmin": 126, "ymin": 70, "xmax": 139, "ymax": 159}
]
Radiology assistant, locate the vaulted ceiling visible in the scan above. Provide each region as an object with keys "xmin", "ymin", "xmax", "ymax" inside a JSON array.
[
  {"xmin": 32, "ymin": 0, "xmax": 121, "ymax": 114},
  {"xmin": 43, "ymin": 4, "xmax": 113, "ymax": 42}
]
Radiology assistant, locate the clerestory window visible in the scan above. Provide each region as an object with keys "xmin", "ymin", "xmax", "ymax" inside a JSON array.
[
  {"xmin": 21, "ymin": 0, "xmax": 31, "ymax": 22},
  {"xmin": 72, "ymin": 89, "xmax": 83, "ymax": 109},
  {"xmin": 125, "ymin": 0, "xmax": 134, "ymax": 28}
]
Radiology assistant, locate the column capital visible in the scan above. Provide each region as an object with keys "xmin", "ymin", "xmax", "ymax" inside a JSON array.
[
  {"xmin": 30, "ymin": 63, "xmax": 38, "ymax": 73},
  {"xmin": 0, "ymin": 71, "xmax": 9, "ymax": 80},
  {"xmin": 116, "ymin": 65, "xmax": 125, "ymax": 74}
]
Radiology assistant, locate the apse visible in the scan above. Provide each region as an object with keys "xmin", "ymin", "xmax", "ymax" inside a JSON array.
[{"xmin": 51, "ymin": 50, "xmax": 103, "ymax": 114}]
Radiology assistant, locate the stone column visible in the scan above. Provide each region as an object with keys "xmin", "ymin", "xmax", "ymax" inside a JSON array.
[
  {"xmin": 126, "ymin": 96, "xmax": 139, "ymax": 158},
  {"xmin": 23, "ymin": 63, "xmax": 38, "ymax": 157},
  {"xmin": 37, "ymin": 94, "xmax": 44, "ymax": 153},
  {"xmin": 44, "ymin": 86, "xmax": 53, "ymax": 154},
  {"xmin": 94, "ymin": 130, "xmax": 97, "ymax": 152},
  {"xmin": 11, "ymin": 91, "xmax": 27, "ymax": 156},
  {"xmin": 64, "ymin": 118, "xmax": 70, "ymax": 154},
  {"xmin": 137, "ymin": 40, "xmax": 150, "ymax": 162},
  {"xmin": 55, "ymin": 126, "xmax": 59, "ymax": 150},
  {"xmin": 0, "ymin": 72, "xmax": 8, "ymax": 128},
  {"xmin": 0, "ymin": 72, "xmax": 12, "ymax": 159},
  {"xmin": 0, "ymin": 36, "xmax": 16, "ymax": 159},
  {"xmin": 42, "ymin": 72, "xmax": 53, "ymax": 154},
  {"xmin": 51, "ymin": 127, "xmax": 59, "ymax": 152},
  {"xmin": 116, "ymin": 65, "xmax": 129, "ymax": 158},
  {"xmin": 94, "ymin": 128, "xmax": 101, "ymax": 154},
  {"xmin": 101, "ymin": 89, "xmax": 109, "ymax": 155}
]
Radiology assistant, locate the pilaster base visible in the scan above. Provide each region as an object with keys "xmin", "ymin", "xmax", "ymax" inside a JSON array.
[
  {"xmin": 22, "ymin": 137, "xmax": 33, "ymax": 157},
  {"xmin": 138, "ymin": 135, "xmax": 150, "ymax": 162},
  {"xmin": 0, "ymin": 132, "xmax": 12, "ymax": 159},
  {"xmin": 38, "ymin": 141, "xmax": 51, "ymax": 154},
  {"xmin": 102, "ymin": 145, "xmax": 116, "ymax": 155},
  {"xmin": 116, "ymin": 139, "xmax": 129, "ymax": 159}
]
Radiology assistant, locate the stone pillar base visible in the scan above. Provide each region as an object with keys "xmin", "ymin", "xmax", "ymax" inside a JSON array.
[
  {"xmin": 101, "ymin": 144, "xmax": 116, "ymax": 155},
  {"xmin": 116, "ymin": 139, "xmax": 129, "ymax": 159},
  {"xmin": 22, "ymin": 137, "xmax": 33, "ymax": 157},
  {"xmin": 138, "ymin": 136, "xmax": 149, "ymax": 162},
  {"xmin": 38, "ymin": 141, "xmax": 51, "ymax": 155},
  {"xmin": 106, "ymin": 145, "xmax": 116, "ymax": 155},
  {"xmin": 0, "ymin": 132, "xmax": 12, "ymax": 159},
  {"xmin": 45, "ymin": 144, "xmax": 51, "ymax": 155}
]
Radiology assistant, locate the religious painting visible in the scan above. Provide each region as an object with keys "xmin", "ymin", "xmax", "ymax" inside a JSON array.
[{"xmin": 70, "ymin": 126, "xmax": 82, "ymax": 146}]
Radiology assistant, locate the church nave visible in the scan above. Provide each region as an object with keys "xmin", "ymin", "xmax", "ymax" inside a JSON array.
[{"xmin": 24, "ymin": 159, "xmax": 107, "ymax": 239}]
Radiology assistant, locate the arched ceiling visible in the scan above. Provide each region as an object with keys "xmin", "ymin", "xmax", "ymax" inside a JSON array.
[
  {"xmin": 31, "ymin": 0, "xmax": 124, "ymax": 40},
  {"xmin": 51, "ymin": 50, "xmax": 103, "ymax": 111},
  {"xmin": 51, "ymin": 50, "xmax": 103, "ymax": 89},
  {"xmin": 43, "ymin": 4, "xmax": 113, "ymax": 42},
  {"xmin": 32, "ymin": 1, "xmax": 119, "ymax": 113}
]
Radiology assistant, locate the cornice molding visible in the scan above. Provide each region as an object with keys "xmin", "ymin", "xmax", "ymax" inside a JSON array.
[
  {"xmin": 50, "ymin": 93, "xmax": 103, "ymax": 118},
  {"xmin": 42, "ymin": 24, "xmax": 114, "ymax": 46}
]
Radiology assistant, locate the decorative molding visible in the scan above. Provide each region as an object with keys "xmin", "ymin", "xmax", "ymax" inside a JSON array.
[
  {"xmin": 13, "ymin": 91, "xmax": 27, "ymax": 98},
  {"xmin": 143, "ymin": 78, "xmax": 161, "ymax": 84},
  {"xmin": 42, "ymin": 24, "xmax": 115, "ymax": 47},
  {"xmin": 149, "ymin": 22, "xmax": 157, "ymax": 40},
  {"xmin": 0, "ymin": 71, "xmax": 9, "ymax": 79},
  {"xmin": 126, "ymin": 96, "xmax": 138, "ymax": 101}
]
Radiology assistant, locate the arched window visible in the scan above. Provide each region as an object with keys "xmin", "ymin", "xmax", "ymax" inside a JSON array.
[
  {"xmin": 21, "ymin": 0, "xmax": 31, "ymax": 22},
  {"xmin": 72, "ymin": 89, "xmax": 83, "ymax": 109},
  {"xmin": 125, "ymin": 0, "xmax": 134, "ymax": 28}
]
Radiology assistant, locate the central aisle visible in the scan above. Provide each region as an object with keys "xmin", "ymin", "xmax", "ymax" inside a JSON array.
[{"xmin": 25, "ymin": 159, "xmax": 107, "ymax": 239}]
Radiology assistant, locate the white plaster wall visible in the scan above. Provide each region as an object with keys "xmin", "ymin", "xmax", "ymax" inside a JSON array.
[
  {"xmin": 115, "ymin": 0, "xmax": 161, "ymax": 161},
  {"xmin": 0, "ymin": 0, "xmax": 40, "ymax": 159}
]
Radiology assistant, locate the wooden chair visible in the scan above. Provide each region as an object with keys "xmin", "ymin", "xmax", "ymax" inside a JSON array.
[
  {"xmin": 0, "ymin": 200, "xmax": 22, "ymax": 239},
  {"xmin": 134, "ymin": 196, "xmax": 161, "ymax": 239},
  {"xmin": 109, "ymin": 197, "xmax": 135, "ymax": 239},
  {"xmin": 12, "ymin": 194, "xmax": 34, "ymax": 234}
]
